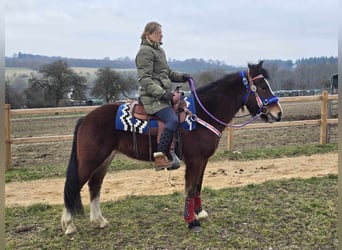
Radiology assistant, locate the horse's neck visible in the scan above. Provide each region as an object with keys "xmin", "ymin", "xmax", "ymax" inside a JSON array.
[{"xmin": 195, "ymin": 78, "xmax": 244, "ymax": 130}]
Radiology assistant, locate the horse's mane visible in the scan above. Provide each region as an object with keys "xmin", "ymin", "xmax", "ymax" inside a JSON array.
[
  {"xmin": 258, "ymin": 67, "xmax": 270, "ymax": 79},
  {"xmin": 196, "ymin": 66, "xmax": 270, "ymax": 94},
  {"xmin": 196, "ymin": 72, "xmax": 238, "ymax": 94}
]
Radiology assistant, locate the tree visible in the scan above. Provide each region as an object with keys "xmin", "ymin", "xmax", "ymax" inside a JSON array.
[
  {"xmin": 5, "ymin": 78, "xmax": 25, "ymax": 108},
  {"xmin": 91, "ymin": 67, "xmax": 137, "ymax": 103},
  {"xmin": 27, "ymin": 60, "xmax": 87, "ymax": 106},
  {"xmin": 23, "ymin": 83, "xmax": 51, "ymax": 108},
  {"xmin": 195, "ymin": 69, "xmax": 226, "ymax": 88}
]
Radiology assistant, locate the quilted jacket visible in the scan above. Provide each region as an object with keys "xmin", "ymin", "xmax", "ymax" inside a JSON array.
[{"xmin": 135, "ymin": 39, "xmax": 184, "ymax": 114}]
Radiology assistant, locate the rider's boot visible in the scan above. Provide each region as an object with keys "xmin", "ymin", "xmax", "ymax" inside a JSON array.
[{"xmin": 153, "ymin": 128, "xmax": 174, "ymax": 171}]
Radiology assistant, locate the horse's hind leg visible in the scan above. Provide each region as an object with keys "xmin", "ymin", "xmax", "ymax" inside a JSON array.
[
  {"xmin": 88, "ymin": 151, "xmax": 115, "ymax": 228},
  {"xmin": 61, "ymin": 207, "xmax": 77, "ymax": 235}
]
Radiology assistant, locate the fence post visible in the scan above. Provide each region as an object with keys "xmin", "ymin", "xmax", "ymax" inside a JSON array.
[
  {"xmin": 5, "ymin": 104, "xmax": 13, "ymax": 170},
  {"xmin": 320, "ymin": 90, "xmax": 328, "ymax": 145},
  {"xmin": 226, "ymin": 120, "xmax": 234, "ymax": 151}
]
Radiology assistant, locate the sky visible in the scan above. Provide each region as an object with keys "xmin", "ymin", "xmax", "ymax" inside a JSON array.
[{"xmin": 5, "ymin": 0, "xmax": 339, "ymax": 66}]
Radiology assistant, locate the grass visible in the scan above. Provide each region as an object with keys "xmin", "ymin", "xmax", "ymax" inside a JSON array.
[
  {"xmin": 5, "ymin": 175, "xmax": 337, "ymax": 249},
  {"xmin": 5, "ymin": 143, "xmax": 337, "ymax": 183},
  {"xmin": 211, "ymin": 142, "xmax": 338, "ymax": 161}
]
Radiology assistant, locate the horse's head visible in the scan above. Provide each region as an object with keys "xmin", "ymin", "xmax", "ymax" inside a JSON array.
[{"xmin": 243, "ymin": 61, "xmax": 283, "ymax": 122}]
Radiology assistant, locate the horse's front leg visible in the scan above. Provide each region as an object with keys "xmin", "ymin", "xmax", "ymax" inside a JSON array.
[
  {"xmin": 194, "ymin": 170, "xmax": 209, "ymax": 221},
  {"xmin": 184, "ymin": 196, "xmax": 201, "ymax": 232},
  {"xmin": 89, "ymin": 197, "xmax": 108, "ymax": 228},
  {"xmin": 184, "ymin": 159, "xmax": 208, "ymax": 233},
  {"xmin": 194, "ymin": 194, "xmax": 209, "ymax": 221}
]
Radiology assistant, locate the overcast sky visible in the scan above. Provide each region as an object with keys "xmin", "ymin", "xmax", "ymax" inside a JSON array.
[{"xmin": 5, "ymin": 0, "xmax": 338, "ymax": 66}]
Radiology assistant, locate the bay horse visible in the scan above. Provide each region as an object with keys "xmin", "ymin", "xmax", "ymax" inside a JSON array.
[{"xmin": 61, "ymin": 61, "xmax": 283, "ymax": 234}]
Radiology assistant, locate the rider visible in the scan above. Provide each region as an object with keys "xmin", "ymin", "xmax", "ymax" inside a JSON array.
[{"xmin": 135, "ymin": 21, "xmax": 191, "ymax": 171}]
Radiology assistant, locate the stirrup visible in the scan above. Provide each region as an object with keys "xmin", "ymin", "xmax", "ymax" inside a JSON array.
[{"xmin": 167, "ymin": 151, "xmax": 181, "ymax": 170}]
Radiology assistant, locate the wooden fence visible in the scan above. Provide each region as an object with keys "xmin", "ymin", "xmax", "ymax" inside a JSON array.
[
  {"xmin": 226, "ymin": 91, "xmax": 338, "ymax": 151},
  {"xmin": 4, "ymin": 91, "xmax": 338, "ymax": 170}
]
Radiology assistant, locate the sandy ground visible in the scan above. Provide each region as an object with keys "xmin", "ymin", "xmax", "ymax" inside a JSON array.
[{"xmin": 5, "ymin": 153, "xmax": 337, "ymax": 207}]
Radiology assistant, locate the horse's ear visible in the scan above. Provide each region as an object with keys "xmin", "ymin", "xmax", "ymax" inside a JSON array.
[
  {"xmin": 255, "ymin": 60, "xmax": 264, "ymax": 70},
  {"xmin": 248, "ymin": 60, "xmax": 263, "ymax": 68},
  {"xmin": 248, "ymin": 60, "xmax": 264, "ymax": 73},
  {"xmin": 247, "ymin": 61, "xmax": 264, "ymax": 77},
  {"xmin": 258, "ymin": 60, "xmax": 264, "ymax": 67}
]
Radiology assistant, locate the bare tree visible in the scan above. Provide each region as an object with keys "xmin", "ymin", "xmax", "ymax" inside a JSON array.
[
  {"xmin": 91, "ymin": 67, "xmax": 137, "ymax": 103},
  {"xmin": 27, "ymin": 60, "xmax": 87, "ymax": 106},
  {"xmin": 5, "ymin": 78, "xmax": 25, "ymax": 108}
]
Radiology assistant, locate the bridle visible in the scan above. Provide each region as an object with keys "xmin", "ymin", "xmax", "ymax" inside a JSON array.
[
  {"xmin": 188, "ymin": 71, "xmax": 279, "ymax": 136},
  {"xmin": 240, "ymin": 70, "xmax": 279, "ymax": 116}
]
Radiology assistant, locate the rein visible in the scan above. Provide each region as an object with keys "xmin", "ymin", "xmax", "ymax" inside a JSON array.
[{"xmin": 188, "ymin": 72, "xmax": 278, "ymax": 136}]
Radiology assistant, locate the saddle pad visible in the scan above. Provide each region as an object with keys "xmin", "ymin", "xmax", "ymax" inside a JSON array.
[{"xmin": 115, "ymin": 95, "xmax": 197, "ymax": 134}]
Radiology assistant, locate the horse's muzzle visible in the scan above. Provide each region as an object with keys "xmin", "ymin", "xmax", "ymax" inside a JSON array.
[
  {"xmin": 260, "ymin": 110, "xmax": 282, "ymax": 123},
  {"xmin": 268, "ymin": 111, "xmax": 282, "ymax": 122},
  {"xmin": 275, "ymin": 111, "xmax": 282, "ymax": 122}
]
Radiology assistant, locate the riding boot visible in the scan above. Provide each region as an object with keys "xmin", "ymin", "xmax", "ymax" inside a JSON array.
[{"xmin": 153, "ymin": 128, "xmax": 174, "ymax": 171}]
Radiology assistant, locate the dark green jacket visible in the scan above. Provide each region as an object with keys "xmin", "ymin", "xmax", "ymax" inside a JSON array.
[{"xmin": 135, "ymin": 39, "xmax": 185, "ymax": 114}]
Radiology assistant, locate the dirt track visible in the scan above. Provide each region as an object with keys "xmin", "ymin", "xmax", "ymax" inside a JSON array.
[{"xmin": 5, "ymin": 153, "xmax": 337, "ymax": 207}]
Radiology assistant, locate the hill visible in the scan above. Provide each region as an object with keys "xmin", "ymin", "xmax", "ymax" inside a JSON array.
[
  {"xmin": 7, "ymin": 52, "xmax": 337, "ymax": 73},
  {"xmin": 5, "ymin": 52, "xmax": 338, "ymax": 94},
  {"xmin": 5, "ymin": 52, "xmax": 240, "ymax": 73}
]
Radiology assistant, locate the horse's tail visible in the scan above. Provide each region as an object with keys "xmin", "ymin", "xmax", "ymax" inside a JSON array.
[{"xmin": 63, "ymin": 118, "xmax": 84, "ymax": 215}]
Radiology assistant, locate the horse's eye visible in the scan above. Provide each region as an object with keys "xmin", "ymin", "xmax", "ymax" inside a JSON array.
[{"xmin": 257, "ymin": 85, "xmax": 267, "ymax": 91}]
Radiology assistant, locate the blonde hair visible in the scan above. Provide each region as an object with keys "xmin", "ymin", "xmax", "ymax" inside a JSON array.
[{"xmin": 140, "ymin": 21, "xmax": 162, "ymax": 40}]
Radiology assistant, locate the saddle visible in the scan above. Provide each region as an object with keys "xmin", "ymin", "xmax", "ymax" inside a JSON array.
[
  {"xmin": 129, "ymin": 89, "xmax": 188, "ymax": 142},
  {"xmin": 115, "ymin": 90, "xmax": 196, "ymax": 160},
  {"xmin": 130, "ymin": 90, "xmax": 186, "ymax": 119}
]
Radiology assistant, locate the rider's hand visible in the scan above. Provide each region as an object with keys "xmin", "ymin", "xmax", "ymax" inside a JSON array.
[
  {"xmin": 161, "ymin": 91, "xmax": 174, "ymax": 100},
  {"xmin": 183, "ymin": 73, "xmax": 192, "ymax": 82}
]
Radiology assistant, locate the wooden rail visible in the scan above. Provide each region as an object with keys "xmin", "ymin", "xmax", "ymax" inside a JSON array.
[
  {"xmin": 225, "ymin": 91, "xmax": 337, "ymax": 151},
  {"xmin": 4, "ymin": 105, "xmax": 100, "ymax": 169},
  {"xmin": 4, "ymin": 91, "xmax": 338, "ymax": 170}
]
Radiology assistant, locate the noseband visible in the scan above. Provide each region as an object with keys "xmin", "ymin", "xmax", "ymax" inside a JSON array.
[{"xmin": 240, "ymin": 71, "xmax": 279, "ymax": 115}]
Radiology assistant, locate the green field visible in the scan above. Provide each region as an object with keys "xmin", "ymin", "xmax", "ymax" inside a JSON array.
[
  {"xmin": 5, "ymin": 144, "xmax": 338, "ymax": 248},
  {"xmin": 5, "ymin": 67, "xmax": 37, "ymax": 78},
  {"xmin": 5, "ymin": 175, "xmax": 337, "ymax": 249}
]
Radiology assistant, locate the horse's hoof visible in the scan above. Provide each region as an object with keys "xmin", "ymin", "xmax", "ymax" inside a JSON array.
[
  {"xmin": 191, "ymin": 226, "xmax": 202, "ymax": 233},
  {"xmin": 195, "ymin": 210, "xmax": 209, "ymax": 221},
  {"xmin": 91, "ymin": 217, "xmax": 109, "ymax": 228},
  {"xmin": 98, "ymin": 218, "xmax": 109, "ymax": 228},
  {"xmin": 65, "ymin": 223, "xmax": 77, "ymax": 235},
  {"xmin": 188, "ymin": 220, "xmax": 202, "ymax": 233}
]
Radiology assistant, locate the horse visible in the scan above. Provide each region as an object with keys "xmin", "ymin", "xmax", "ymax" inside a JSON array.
[{"xmin": 61, "ymin": 61, "xmax": 283, "ymax": 234}]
